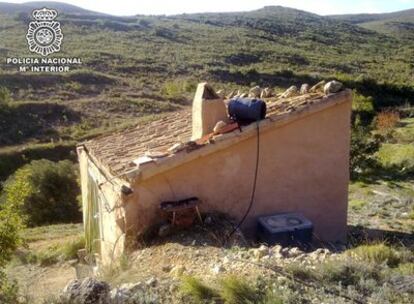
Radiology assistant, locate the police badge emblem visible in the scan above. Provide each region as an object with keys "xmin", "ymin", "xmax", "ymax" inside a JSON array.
[{"xmin": 26, "ymin": 8, "xmax": 63, "ymax": 56}]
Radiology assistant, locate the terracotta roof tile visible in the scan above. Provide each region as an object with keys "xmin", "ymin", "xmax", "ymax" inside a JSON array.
[{"xmin": 82, "ymin": 92, "xmax": 327, "ymax": 176}]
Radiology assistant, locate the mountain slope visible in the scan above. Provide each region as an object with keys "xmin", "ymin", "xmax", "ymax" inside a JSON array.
[
  {"xmin": 329, "ymin": 8, "xmax": 414, "ymax": 39},
  {"xmin": 0, "ymin": 1, "xmax": 103, "ymax": 15},
  {"xmin": 0, "ymin": 2, "xmax": 413, "ymax": 150},
  {"xmin": 329, "ymin": 8, "xmax": 414, "ymax": 24}
]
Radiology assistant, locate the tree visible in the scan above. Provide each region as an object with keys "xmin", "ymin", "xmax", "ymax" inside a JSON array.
[
  {"xmin": 0, "ymin": 87, "xmax": 10, "ymax": 105},
  {"xmin": 0, "ymin": 200, "xmax": 23, "ymax": 303},
  {"xmin": 1, "ymin": 159, "xmax": 81, "ymax": 227}
]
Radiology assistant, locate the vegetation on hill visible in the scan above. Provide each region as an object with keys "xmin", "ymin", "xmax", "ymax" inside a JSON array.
[
  {"xmin": 0, "ymin": 4, "xmax": 412, "ymax": 181},
  {"xmin": 1, "ymin": 159, "xmax": 81, "ymax": 226}
]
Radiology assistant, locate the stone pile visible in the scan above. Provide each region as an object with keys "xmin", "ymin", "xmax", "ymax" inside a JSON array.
[{"xmin": 218, "ymin": 80, "xmax": 343, "ymax": 100}]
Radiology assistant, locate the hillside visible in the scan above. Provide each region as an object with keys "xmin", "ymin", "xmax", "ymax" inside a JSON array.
[
  {"xmin": 0, "ymin": 1, "xmax": 102, "ymax": 15},
  {"xmin": 0, "ymin": 3, "xmax": 413, "ymax": 171},
  {"xmin": 329, "ymin": 8, "xmax": 414, "ymax": 24},
  {"xmin": 0, "ymin": 2, "xmax": 413, "ymax": 181},
  {"xmin": 329, "ymin": 8, "xmax": 414, "ymax": 39}
]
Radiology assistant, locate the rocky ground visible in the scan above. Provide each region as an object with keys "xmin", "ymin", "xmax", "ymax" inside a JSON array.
[
  {"xmin": 6, "ymin": 204, "xmax": 414, "ymax": 303},
  {"xmin": 62, "ymin": 216, "xmax": 344, "ymax": 304}
]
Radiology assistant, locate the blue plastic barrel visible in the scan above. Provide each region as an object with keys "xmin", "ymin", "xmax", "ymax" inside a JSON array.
[{"xmin": 228, "ymin": 97, "xmax": 267, "ymax": 124}]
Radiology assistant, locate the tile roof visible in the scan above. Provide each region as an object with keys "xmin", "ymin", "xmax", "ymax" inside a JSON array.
[{"xmin": 82, "ymin": 92, "xmax": 337, "ymax": 177}]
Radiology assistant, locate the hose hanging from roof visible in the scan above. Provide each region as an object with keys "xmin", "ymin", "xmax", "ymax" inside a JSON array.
[{"xmin": 226, "ymin": 120, "xmax": 260, "ymax": 241}]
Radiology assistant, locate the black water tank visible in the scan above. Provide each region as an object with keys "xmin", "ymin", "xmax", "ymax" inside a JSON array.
[
  {"xmin": 228, "ymin": 97, "xmax": 266, "ymax": 124},
  {"xmin": 257, "ymin": 213, "xmax": 313, "ymax": 246}
]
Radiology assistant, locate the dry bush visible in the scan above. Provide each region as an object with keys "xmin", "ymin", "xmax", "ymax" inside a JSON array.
[{"xmin": 375, "ymin": 111, "xmax": 400, "ymax": 136}]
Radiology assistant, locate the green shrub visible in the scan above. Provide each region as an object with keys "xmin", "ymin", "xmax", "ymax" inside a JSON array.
[
  {"xmin": 0, "ymin": 271, "xmax": 19, "ymax": 304},
  {"xmin": 319, "ymin": 258, "xmax": 382, "ymax": 287},
  {"xmin": 61, "ymin": 236, "xmax": 85, "ymax": 260},
  {"xmin": 0, "ymin": 195, "xmax": 24, "ymax": 304},
  {"xmin": 1, "ymin": 159, "xmax": 81, "ymax": 227},
  {"xmin": 161, "ymin": 79, "xmax": 196, "ymax": 99},
  {"xmin": 36, "ymin": 249, "xmax": 60, "ymax": 267},
  {"xmin": 0, "ymin": 86, "xmax": 10, "ymax": 105},
  {"xmin": 396, "ymin": 263, "xmax": 414, "ymax": 275},
  {"xmin": 285, "ymin": 263, "xmax": 316, "ymax": 281},
  {"xmin": 376, "ymin": 143, "xmax": 414, "ymax": 173},
  {"xmin": 219, "ymin": 275, "xmax": 259, "ymax": 304},
  {"xmin": 352, "ymin": 91, "xmax": 375, "ymax": 124},
  {"xmin": 15, "ymin": 236, "xmax": 85, "ymax": 267},
  {"xmin": 347, "ymin": 244, "xmax": 400, "ymax": 267},
  {"xmin": 260, "ymin": 291, "xmax": 283, "ymax": 304},
  {"xmin": 180, "ymin": 276, "xmax": 217, "ymax": 303},
  {"xmin": 349, "ymin": 199, "xmax": 367, "ymax": 210},
  {"xmin": 350, "ymin": 126, "xmax": 381, "ymax": 178}
]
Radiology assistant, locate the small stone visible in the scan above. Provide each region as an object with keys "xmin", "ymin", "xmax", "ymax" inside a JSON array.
[
  {"xmin": 213, "ymin": 121, "xmax": 227, "ymax": 134},
  {"xmin": 260, "ymin": 87, "xmax": 273, "ymax": 98},
  {"xmin": 212, "ymin": 264, "xmax": 225, "ymax": 274},
  {"xmin": 145, "ymin": 277, "xmax": 157, "ymax": 287},
  {"xmin": 67, "ymin": 259, "xmax": 78, "ymax": 267},
  {"xmin": 277, "ymin": 276, "xmax": 288, "ymax": 284},
  {"xmin": 252, "ymin": 245, "xmax": 269, "ymax": 260},
  {"xmin": 110, "ymin": 287, "xmax": 129, "ymax": 303},
  {"xmin": 158, "ymin": 223, "xmax": 173, "ymax": 237},
  {"xmin": 272, "ymin": 245, "xmax": 283, "ymax": 254},
  {"xmin": 170, "ymin": 265, "xmax": 186, "ymax": 277},
  {"xmin": 400, "ymin": 212, "xmax": 409, "ymax": 219},
  {"xmin": 162, "ymin": 265, "xmax": 172, "ymax": 272},
  {"xmin": 309, "ymin": 80, "xmax": 326, "ymax": 93},
  {"xmin": 324, "ymin": 80, "xmax": 343, "ymax": 94},
  {"xmin": 249, "ymin": 86, "xmax": 261, "ymax": 98},
  {"xmin": 204, "ymin": 216, "xmax": 212, "ymax": 225},
  {"xmin": 169, "ymin": 284, "xmax": 178, "ymax": 293},
  {"xmin": 120, "ymin": 282, "xmax": 144, "ymax": 294},
  {"xmin": 300, "ymin": 84, "xmax": 310, "ymax": 94},
  {"xmin": 216, "ymin": 90, "xmax": 225, "ymax": 98},
  {"xmin": 281, "ymin": 86, "xmax": 298, "ymax": 98},
  {"xmin": 168, "ymin": 142, "xmax": 186, "ymax": 153},
  {"xmin": 77, "ymin": 249, "xmax": 87, "ymax": 262},
  {"xmin": 281, "ymin": 247, "xmax": 290, "ymax": 257},
  {"xmin": 227, "ymin": 89, "xmax": 238, "ymax": 99},
  {"xmin": 286, "ymin": 247, "xmax": 302, "ymax": 258}
]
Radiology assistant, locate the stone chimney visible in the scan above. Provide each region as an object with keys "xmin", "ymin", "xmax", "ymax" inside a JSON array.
[{"xmin": 191, "ymin": 82, "xmax": 228, "ymax": 140}]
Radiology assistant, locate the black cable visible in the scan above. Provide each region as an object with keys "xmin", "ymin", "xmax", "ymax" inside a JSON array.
[{"xmin": 227, "ymin": 121, "xmax": 260, "ymax": 241}]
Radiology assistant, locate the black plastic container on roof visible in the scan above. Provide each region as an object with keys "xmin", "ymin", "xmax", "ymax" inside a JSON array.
[{"xmin": 228, "ymin": 97, "xmax": 267, "ymax": 125}]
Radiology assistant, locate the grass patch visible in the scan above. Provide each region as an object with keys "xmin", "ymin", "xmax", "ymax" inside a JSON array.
[
  {"xmin": 180, "ymin": 276, "xmax": 218, "ymax": 303},
  {"xmin": 219, "ymin": 275, "xmax": 260, "ymax": 304},
  {"xmin": 393, "ymin": 118, "xmax": 414, "ymax": 144},
  {"xmin": 319, "ymin": 258, "xmax": 382, "ymax": 287},
  {"xmin": 376, "ymin": 143, "xmax": 414, "ymax": 172},
  {"xmin": 396, "ymin": 263, "xmax": 414, "ymax": 275},
  {"xmin": 23, "ymin": 224, "xmax": 83, "ymax": 243},
  {"xmin": 285, "ymin": 263, "xmax": 316, "ymax": 281},
  {"xmin": 14, "ymin": 234, "xmax": 85, "ymax": 267},
  {"xmin": 349, "ymin": 199, "xmax": 368, "ymax": 210},
  {"xmin": 346, "ymin": 243, "xmax": 400, "ymax": 267},
  {"xmin": 61, "ymin": 236, "xmax": 85, "ymax": 260}
]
